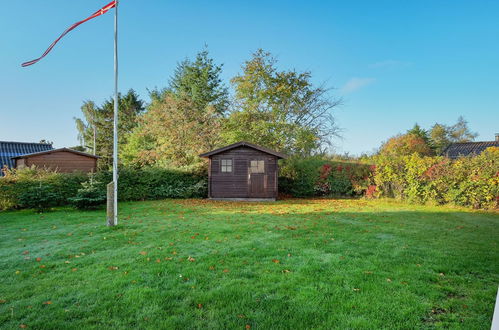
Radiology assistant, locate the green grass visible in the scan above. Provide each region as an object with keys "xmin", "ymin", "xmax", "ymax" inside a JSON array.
[{"xmin": 0, "ymin": 199, "xmax": 498, "ymax": 329}]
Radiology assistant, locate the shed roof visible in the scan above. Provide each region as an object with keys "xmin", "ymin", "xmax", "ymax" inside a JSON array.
[
  {"xmin": 11, "ymin": 147, "xmax": 100, "ymax": 160},
  {"xmin": 199, "ymin": 141, "xmax": 287, "ymax": 159},
  {"xmin": 442, "ymin": 141, "xmax": 499, "ymax": 159},
  {"xmin": 0, "ymin": 141, "xmax": 53, "ymax": 171}
]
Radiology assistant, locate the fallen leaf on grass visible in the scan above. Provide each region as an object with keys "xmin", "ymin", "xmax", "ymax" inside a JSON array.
[
  {"xmin": 223, "ymin": 269, "xmax": 229, "ymax": 273},
  {"xmin": 71, "ymin": 268, "xmax": 78, "ymax": 272},
  {"xmin": 36, "ymin": 258, "xmax": 42, "ymax": 262},
  {"xmin": 39, "ymin": 265, "xmax": 46, "ymax": 269},
  {"xmin": 22, "ymin": 251, "xmax": 29, "ymax": 255},
  {"xmin": 187, "ymin": 257, "xmax": 195, "ymax": 262},
  {"xmin": 0, "ymin": 300, "xmax": 6, "ymax": 304},
  {"xmin": 272, "ymin": 259, "xmax": 280, "ymax": 264},
  {"xmin": 245, "ymin": 325, "xmax": 251, "ymax": 329},
  {"xmin": 42, "ymin": 301, "xmax": 52, "ymax": 305},
  {"xmin": 197, "ymin": 303, "xmax": 203, "ymax": 309},
  {"xmin": 108, "ymin": 266, "xmax": 119, "ymax": 271},
  {"xmin": 139, "ymin": 251, "xmax": 147, "ymax": 256},
  {"xmin": 19, "ymin": 324, "xmax": 27, "ymax": 328}
]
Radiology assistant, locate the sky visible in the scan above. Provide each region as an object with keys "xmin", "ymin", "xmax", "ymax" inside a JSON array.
[{"xmin": 1, "ymin": 0, "xmax": 498, "ymax": 155}]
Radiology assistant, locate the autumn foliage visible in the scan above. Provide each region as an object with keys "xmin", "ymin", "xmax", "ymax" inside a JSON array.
[
  {"xmin": 279, "ymin": 157, "xmax": 375, "ymax": 197},
  {"xmin": 380, "ymin": 133, "xmax": 433, "ymax": 156},
  {"xmin": 373, "ymin": 147, "xmax": 499, "ymax": 209}
]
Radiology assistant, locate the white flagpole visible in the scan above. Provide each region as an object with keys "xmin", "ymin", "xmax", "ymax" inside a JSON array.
[{"xmin": 112, "ymin": 0, "xmax": 119, "ymax": 226}]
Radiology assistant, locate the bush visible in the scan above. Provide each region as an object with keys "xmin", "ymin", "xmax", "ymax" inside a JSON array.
[
  {"xmin": 0, "ymin": 166, "xmax": 208, "ymax": 211},
  {"xmin": 94, "ymin": 167, "xmax": 207, "ymax": 201},
  {"xmin": 69, "ymin": 178, "xmax": 107, "ymax": 209},
  {"xmin": 17, "ymin": 184, "xmax": 61, "ymax": 213},
  {"xmin": 0, "ymin": 168, "xmax": 87, "ymax": 211},
  {"xmin": 279, "ymin": 157, "xmax": 374, "ymax": 198},
  {"xmin": 373, "ymin": 147, "xmax": 499, "ymax": 209}
]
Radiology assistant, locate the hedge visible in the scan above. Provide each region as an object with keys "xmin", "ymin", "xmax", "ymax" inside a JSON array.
[
  {"xmin": 373, "ymin": 147, "xmax": 499, "ymax": 209},
  {"xmin": 0, "ymin": 167, "xmax": 207, "ymax": 211},
  {"xmin": 278, "ymin": 157, "xmax": 374, "ymax": 198}
]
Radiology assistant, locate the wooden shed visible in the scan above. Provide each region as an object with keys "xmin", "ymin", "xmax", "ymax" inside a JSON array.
[
  {"xmin": 200, "ymin": 141, "xmax": 287, "ymax": 200},
  {"xmin": 12, "ymin": 148, "xmax": 98, "ymax": 173}
]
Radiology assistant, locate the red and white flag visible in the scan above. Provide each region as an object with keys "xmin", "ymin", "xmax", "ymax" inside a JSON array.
[{"xmin": 22, "ymin": 1, "xmax": 116, "ymax": 67}]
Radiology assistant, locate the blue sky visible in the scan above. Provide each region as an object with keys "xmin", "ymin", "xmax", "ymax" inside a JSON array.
[{"xmin": 1, "ymin": 0, "xmax": 498, "ymax": 154}]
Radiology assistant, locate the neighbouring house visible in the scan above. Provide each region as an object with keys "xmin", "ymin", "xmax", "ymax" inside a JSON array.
[
  {"xmin": 12, "ymin": 148, "xmax": 99, "ymax": 173},
  {"xmin": 0, "ymin": 141, "xmax": 53, "ymax": 175},
  {"xmin": 200, "ymin": 141, "xmax": 287, "ymax": 200},
  {"xmin": 442, "ymin": 134, "xmax": 499, "ymax": 159}
]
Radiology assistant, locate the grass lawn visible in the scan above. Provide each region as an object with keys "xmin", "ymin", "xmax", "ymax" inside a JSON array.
[{"xmin": 0, "ymin": 199, "xmax": 498, "ymax": 329}]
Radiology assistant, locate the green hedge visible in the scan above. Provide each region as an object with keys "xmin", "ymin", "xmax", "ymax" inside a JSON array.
[
  {"xmin": 0, "ymin": 167, "xmax": 207, "ymax": 211},
  {"xmin": 373, "ymin": 147, "xmax": 499, "ymax": 209},
  {"xmin": 278, "ymin": 157, "xmax": 374, "ymax": 197},
  {"xmin": 0, "ymin": 168, "xmax": 87, "ymax": 210}
]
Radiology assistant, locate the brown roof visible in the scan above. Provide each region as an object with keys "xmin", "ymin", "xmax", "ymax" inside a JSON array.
[
  {"xmin": 12, "ymin": 148, "xmax": 100, "ymax": 159},
  {"xmin": 199, "ymin": 141, "xmax": 287, "ymax": 159},
  {"xmin": 442, "ymin": 141, "xmax": 499, "ymax": 159}
]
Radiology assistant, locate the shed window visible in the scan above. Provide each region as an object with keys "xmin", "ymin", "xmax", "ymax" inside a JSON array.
[
  {"xmin": 221, "ymin": 159, "xmax": 232, "ymax": 173},
  {"xmin": 250, "ymin": 160, "xmax": 265, "ymax": 173}
]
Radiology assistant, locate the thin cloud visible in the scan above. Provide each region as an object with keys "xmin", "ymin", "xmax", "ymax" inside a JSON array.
[
  {"xmin": 369, "ymin": 60, "xmax": 412, "ymax": 69},
  {"xmin": 340, "ymin": 77, "xmax": 376, "ymax": 94}
]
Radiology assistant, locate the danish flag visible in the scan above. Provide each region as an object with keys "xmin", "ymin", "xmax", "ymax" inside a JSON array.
[{"xmin": 22, "ymin": 1, "xmax": 116, "ymax": 67}]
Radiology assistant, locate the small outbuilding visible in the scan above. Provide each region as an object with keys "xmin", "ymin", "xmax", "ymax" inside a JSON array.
[
  {"xmin": 200, "ymin": 141, "xmax": 287, "ymax": 200},
  {"xmin": 0, "ymin": 141, "xmax": 53, "ymax": 175},
  {"xmin": 12, "ymin": 148, "xmax": 99, "ymax": 173}
]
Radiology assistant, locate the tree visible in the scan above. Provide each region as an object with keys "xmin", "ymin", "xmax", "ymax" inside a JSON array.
[
  {"xmin": 380, "ymin": 133, "xmax": 433, "ymax": 156},
  {"xmin": 153, "ymin": 48, "xmax": 229, "ymax": 115},
  {"xmin": 224, "ymin": 49, "xmax": 341, "ymax": 156},
  {"xmin": 74, "ymin": 101, "xmax": 98, "ymax": 154},
  {"xmin": 448, "ymin": 116, "xmax": 478, "ymax": 142},
  {"xmin": 429, "ymin": 123, "xmax": 450, "ymax": 155},
  {"xmin": 429, "ymin": 116, "xmax": 478, "ymax": 154},
  {"xmin": 74, "ymin": 89, "xmax": 144, "ymax": 169},
  {"xmin": 407, "ymin": 123, "xmax": 431, "ymax": 147},
  {"xmin": 122, "ymin": 49, "xmax": 227, "ymax": 169},
  {"xmin": 122, "ymin": 96, "xmax": 221, "ymax": 169}
]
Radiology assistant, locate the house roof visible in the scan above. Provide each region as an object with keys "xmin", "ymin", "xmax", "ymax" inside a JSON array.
[
  {"xmin": 11, "ymin": 148, "xmax": 100, "ymax": 160},
  {"xmin": 199, "ymin": 141, "xmax": 287, "ymax": 159},
  {"xmin": 442, "ymin": 141, "xmax": 499, "ymax": 159},
  {"xmin": 0, "ymin": 141, "xmax": 53, "ymax": 172}
]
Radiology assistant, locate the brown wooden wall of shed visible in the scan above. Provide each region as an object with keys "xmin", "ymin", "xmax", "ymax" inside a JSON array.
[
  {"xmin": 16, "ymin": 151, "xmax": 97, "ymax": 173},
  {"xmin": 209, "ymin": 146, "xmax": 279, "ymax": 198}
]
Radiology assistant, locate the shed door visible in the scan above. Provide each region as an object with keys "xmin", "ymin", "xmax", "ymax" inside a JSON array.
[{"xmin": 249, "ymin": 159, "xmax": 266, "ymax": 197}]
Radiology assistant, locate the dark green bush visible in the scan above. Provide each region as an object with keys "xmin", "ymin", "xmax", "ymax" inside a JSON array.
[
  {"xmin": 0, "ymin": 166, "xmax": 207, "ymax": 211},
  {"xmin": 94, "ymin": 167, "xmax": 207, "ymax": 201},
  {"xmin": 17, "ymin": 184, "xmax": 61, "ymax": 213},
  {"xmin": 69, "ymin": 178, "xmax": 107, "ymax": 209},
  {"xmin": 0, "ymin": 168, "xmax": 87, "ymax": 210}
]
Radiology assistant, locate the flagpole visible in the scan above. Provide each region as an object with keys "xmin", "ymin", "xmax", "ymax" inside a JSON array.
[{"xmin": 112, "ymin": 0, "xmax": 119, "ymax": 226}]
